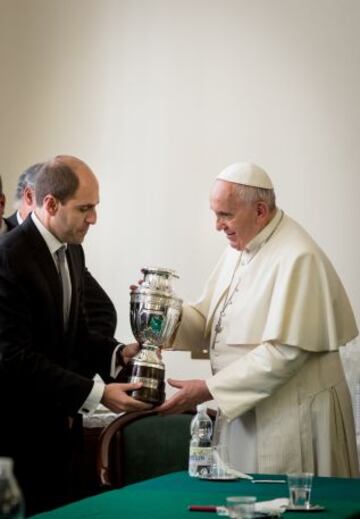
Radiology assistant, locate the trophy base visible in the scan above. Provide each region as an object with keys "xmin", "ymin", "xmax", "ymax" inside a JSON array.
[{"xmin": 124, "ymin": 359, "xmax": 165, "ymax": 406}]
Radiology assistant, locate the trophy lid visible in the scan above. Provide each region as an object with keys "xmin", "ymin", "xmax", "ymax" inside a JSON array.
[{"xmin": 142, "ymin": 267, "xmax": 179, "ymax": 279}]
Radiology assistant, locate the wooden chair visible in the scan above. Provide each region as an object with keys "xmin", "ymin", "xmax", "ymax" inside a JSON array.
[{"xmin": 96, "ymin": 409, "xmax": 216, "ymax": 488}]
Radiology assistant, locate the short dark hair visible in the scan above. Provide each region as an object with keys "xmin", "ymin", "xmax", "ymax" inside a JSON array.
[
  {"xmin": 0, "ymin": 175, "xmax": 3, "ymax": 196},
  {"xmin": 35, "ymin": 158, "xmax": 79, "ymax": 206},
  {"xmin": 15, "ymin": 162, "xmax": 44, "ymax": 202}
]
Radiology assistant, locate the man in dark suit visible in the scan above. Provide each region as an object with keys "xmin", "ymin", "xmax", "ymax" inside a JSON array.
[
  {"xmin": 3, "ymin": 162, "xmax": 43, "ymax": 230},
  {"xmin": 4, "ymin": 162, "xmax": 118, "ymax": 338},
  {"xmin": 0, "ymin": 155, "xmax": 151, "ymax": 516}
]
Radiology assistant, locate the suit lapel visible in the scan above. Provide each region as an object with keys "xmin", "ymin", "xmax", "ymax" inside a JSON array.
[
  {"xmin": 21, "ymin": 218, "xmax": 64, "ymax": 330},
  {"xmin": 4, "ymin": 212, "xmax": 18, "ymax": 230}
]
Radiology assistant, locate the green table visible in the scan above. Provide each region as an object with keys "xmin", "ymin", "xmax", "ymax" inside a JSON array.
[{"xmin": 30, "ymin": 471, "xmax": 360, "ymax": 519}]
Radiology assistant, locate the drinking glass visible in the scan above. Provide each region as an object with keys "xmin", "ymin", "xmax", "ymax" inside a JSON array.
[
  {"xmin": 287, "ymin": 472, "xmax": 313, "ymax": 509},
  {"xmin": 210, "ymin": 444, "xmax": 230, "ymax": 478}
]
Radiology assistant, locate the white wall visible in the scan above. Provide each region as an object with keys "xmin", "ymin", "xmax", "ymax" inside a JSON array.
[{"xmin": 1, "ymin": 0, "xmax": 359, "ymax": 394}]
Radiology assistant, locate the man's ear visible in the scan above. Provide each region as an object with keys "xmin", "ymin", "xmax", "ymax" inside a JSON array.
[
  {"xmin": 43, "ymin": 194, "xmax": 59, "ymax": 216},
  {"xmin": 256, "ymin": 201, "xmax": 269, "ymax": 221},
  {"xmin": 24, "ymin": 187, "xmax": 35, "ymax": 207}
]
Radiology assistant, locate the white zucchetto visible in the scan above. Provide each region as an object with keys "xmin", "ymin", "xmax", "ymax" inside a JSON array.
[{"xmin": 217, "ymin": 162, "xmax": 274, "ymax": 190}]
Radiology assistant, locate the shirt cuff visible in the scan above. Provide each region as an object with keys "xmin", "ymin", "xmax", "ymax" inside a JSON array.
[
  {"xmin": 111, "ymin": 343, "xmax": 126, "ymax": 378},
  {"xmin": 80, "ymin": 378, "xmax": 105, "ymax": 416}
]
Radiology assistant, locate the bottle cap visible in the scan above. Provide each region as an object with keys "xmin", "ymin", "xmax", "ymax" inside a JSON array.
[{"xmin": 196, "ymin": 403, "xmax": 207, "ymax": 412}]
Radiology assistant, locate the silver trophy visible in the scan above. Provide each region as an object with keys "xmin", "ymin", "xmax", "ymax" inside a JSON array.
[{"xmin": 125, "ymin": 267, "xmax": 183, "ymax": 405}]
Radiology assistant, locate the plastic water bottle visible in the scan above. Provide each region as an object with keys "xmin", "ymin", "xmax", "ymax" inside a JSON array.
[
  {"xmin": 188, "ymin": 404, "xmax": 213, "ymax": 478},
  {"xmin": 0, "ymin": 458, "xmax": 24, "ymax": 518}
]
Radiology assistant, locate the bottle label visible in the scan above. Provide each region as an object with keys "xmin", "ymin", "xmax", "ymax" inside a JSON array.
[{"xmin": 189, "ymin": 446, "xmax": 213, "ymax": 478}]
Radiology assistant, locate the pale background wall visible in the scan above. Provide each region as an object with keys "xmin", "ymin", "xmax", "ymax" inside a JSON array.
[{"xmin": 0, "ymin": 0, "xmax": 359, "ymax": 407}]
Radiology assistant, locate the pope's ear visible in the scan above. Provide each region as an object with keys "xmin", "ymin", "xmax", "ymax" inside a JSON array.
[
  {"xmin": 43, "ymin": 194, "xmax": 59, "ymax": 216},
  {"xmin": 256, "ymin": 201, "xmax": 269, "ymax": 219}
]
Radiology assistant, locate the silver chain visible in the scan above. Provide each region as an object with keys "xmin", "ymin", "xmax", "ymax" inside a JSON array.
[{"xmin": 211, "ymin": 253, "xmax": 243, "ymax": 349}]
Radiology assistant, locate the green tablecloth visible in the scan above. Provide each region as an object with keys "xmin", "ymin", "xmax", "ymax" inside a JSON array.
[{"xmin": 30, "ymin": 471, "xmax": 360, "ymax": 519}]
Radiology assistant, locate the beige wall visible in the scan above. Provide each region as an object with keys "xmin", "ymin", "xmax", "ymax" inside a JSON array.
[{"xmin": 1, "ymin": 0, "xmax": 359, "ymax": 391}]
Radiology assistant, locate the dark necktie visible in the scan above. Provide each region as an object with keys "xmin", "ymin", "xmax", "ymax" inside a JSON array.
[{"xmin": 56, "ymin": 245, "xmax": 71, "ymax": 327}]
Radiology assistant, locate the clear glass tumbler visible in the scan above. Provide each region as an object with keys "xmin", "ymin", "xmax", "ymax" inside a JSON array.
[{"xmin": 287, "ymin": 472, "xmax": 313, "ymax": 509}]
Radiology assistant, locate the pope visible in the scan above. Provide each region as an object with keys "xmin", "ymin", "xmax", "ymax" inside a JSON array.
[{"xmin": 155, "ymin": 162, "xmax": 359, "ymax": 477}]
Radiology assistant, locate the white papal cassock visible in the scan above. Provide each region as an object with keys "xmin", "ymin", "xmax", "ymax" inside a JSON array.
[{"xmin": 173, "ymin": 209, "xmax": 359, "ymax": 477}]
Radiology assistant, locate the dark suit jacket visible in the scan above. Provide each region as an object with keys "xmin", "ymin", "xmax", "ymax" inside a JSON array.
[
  {"xmin": 3, "ymin": 211, "xmax": 18, "ymax": 230},
  {"xmin": 0, "ymin": 217, "xmax": 118, "ymax": 514},
  {"xmin": 4, "ymin": 212, "xmax": 117, "ymax": 337}
]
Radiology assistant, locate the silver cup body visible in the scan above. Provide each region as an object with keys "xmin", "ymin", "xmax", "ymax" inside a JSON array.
[{"xmin": 126, "ymin": 267, "xmax": 183, "ymax": 405}]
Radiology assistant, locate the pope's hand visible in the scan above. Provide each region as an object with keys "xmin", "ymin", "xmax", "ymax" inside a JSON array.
[
  {"xmin": 154, "ymin": 378, "xmax": 212, "ymax": 414},
  {"xmin": 101, "ymin": 383, "xmax": 153, "ymax": 413}
]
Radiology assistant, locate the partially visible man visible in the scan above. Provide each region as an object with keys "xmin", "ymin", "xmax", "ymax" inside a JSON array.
[
  {"xmin": 0, "ymin": 175, "xmax": 7, "ymax": 234},
  {"xmin": 4, "ymin": 162, "xmax": 43, "ymax": 229},
  {"xmin": 4, "ymin": 162, "xmax": 117, "ymax": 338},
  {"xmin": 156, "ymin": 162, "xmax": 359, "ymax": 478},
  {"xmin": 0, "ymin": 156, "xmax": 151, "ymax": 516}
]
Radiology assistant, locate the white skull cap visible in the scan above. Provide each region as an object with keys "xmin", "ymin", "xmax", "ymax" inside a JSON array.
[{"xmin": 217, "ymin": 162, "xmax": 274, "ymax": 190}]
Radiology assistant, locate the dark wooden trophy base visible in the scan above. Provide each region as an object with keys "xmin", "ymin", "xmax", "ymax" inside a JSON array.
[{"xmin": 120, "ymin": 359, "xmax": 165, "ymax": 406}]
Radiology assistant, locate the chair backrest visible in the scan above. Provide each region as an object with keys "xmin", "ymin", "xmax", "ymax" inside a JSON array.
[{"xmin": 96, "ymin": 409, "xmax": 216, "ymax": 488}]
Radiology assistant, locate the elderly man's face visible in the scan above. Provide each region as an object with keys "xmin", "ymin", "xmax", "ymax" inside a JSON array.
[
  {"xmin": 210, "ymin": 180, "xmax": 262, "ymax": 251},
  {"xmin": 22, "ymin": 187, "xmax": 37, "ymax": 218}
]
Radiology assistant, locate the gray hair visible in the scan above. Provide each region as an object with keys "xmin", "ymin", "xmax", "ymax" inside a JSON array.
[
  {"xmin": 15, "ymin": 163, "xmax": 44, "ymax": 204},
  {"xmin": 235, "ymin": 184, "xmax": 276, "ymax": 211}
]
